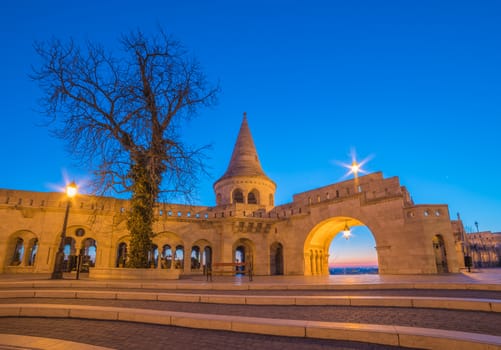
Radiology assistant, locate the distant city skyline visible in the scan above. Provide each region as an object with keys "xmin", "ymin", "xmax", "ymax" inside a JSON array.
[{"xmin": 1, "ymin": 1, "xmax": 500, "ymax": 269}]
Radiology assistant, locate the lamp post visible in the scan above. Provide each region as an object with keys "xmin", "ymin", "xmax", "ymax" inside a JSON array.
[{"xmin": 51, "ymin": 181, "xmax": 78, "ymax": 279}]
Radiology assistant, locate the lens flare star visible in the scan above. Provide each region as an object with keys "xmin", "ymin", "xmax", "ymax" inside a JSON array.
[{"xmin": 338, "ymin": 149, "xmax": 373, "ymax": 180}]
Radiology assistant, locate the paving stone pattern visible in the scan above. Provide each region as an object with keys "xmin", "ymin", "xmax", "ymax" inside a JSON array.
[
  {"xmin": 0, "ymin": 318, "xmax": 409, "ymax": 350},
  {"xmin": 1, "ymin": 295, "xmax": 500, "ymax": 336},
  {"xmin": 1, "ymin": 272, "xmax": 501, "ymax": 349}
]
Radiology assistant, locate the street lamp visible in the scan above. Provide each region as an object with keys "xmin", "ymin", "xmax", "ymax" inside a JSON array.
[
  {"xmin": 51, "ymin": 181, "xmax": 78, "ymax": 279},
  {"xmin": 342, "ymin": 221, "xmax": 352, "ymax": 240}
]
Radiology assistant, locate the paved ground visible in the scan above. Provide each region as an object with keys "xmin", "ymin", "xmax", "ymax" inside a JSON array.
[
  {"xmin": 0, "ymin": 269, "xmax": 500, "ymax": 349},
  {"xmin": 1, "ymin": 296, "xmax": 501, "ymax": 336},
  {"xmin": 0, "ymin": 318, "xmax": 409, "ymax": 350}
]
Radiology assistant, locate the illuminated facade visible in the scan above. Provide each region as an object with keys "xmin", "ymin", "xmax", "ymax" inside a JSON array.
[{"xmin": 0, "ymin": 114, "xmax": 466, "ymax": 276}]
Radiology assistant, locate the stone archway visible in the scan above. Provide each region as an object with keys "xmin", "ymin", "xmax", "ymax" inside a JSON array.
[
  {"xmin": 233, "ymin": 238, "xmax": 255, "ymax": 272},
  {"xmin": 4, "ymin": 231, "xmax": 39, "ymax": 271},
  {"xmin": 79, "ymin": 237, "xmax": 97, "ymax": 272},
  {"xmin": 116, "ymin": 242, "xmax": 128, "ymax": 268},
  {"xmin": 433, "ymin": 234, "xmax": 449, "ymax": 273},
  {"xmin": 303, "ymin": 216, "xmax": 375, "ymax": 276},
  {"xmin": 270, "ymin": 242, "xmax": 284, "ymax": 275},
  {"xmin": 329, "ymin": 225, "xmax": 378, "ymax": 274},
  {"xmin": 191, "ymin": 239, "xmax": 212, "ymax": 274},
  {"xmin": 59, "ymin": 236, "xmax": 77, "ymax": 272},
  {"xmin": 153, "ymin": 231, "xmax": 185, "ymax": 271}
]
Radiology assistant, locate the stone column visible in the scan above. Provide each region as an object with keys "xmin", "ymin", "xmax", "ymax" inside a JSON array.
[{"xmin": 303, "ymin": 251, "xmax": 311, "ymax": 276}]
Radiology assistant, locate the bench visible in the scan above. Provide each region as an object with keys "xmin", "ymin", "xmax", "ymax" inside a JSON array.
[{"xmin": 206, "ymin": 262, "xmax": 253, "ymax": 282}]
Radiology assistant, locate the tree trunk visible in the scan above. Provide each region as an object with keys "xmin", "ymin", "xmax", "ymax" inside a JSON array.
[{"xmin": 126, "ymin": 158, "xmax": 156, "ymax": 268}]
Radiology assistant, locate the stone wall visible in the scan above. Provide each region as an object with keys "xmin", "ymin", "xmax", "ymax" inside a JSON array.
[{"xmin": 0, "ymin": 171, "xmax": 463, "ymax": 276}]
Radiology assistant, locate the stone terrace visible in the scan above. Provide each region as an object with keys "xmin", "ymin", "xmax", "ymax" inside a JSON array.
[{"xmin": 1, "ymin": 269, "xmax": 501, "ymax": 349}]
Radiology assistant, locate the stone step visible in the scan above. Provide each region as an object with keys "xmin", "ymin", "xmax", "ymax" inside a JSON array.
[
  {"xmin": 1, "ymin": 278, "xmax": 501, "ymax": 292},
  {"xmin": 0, "ymin": 289, "xmax": 500, "ymax": 312},
  {"xmin": 1, "ymin": 303, "xmax": 500, "ymax": 350}
]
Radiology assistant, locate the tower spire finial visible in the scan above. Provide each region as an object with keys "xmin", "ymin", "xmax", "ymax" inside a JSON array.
[
  {"xmin": 213, "ymin": 112, "xmax": 276, "ymax": 209},
  {"xmin": 215, "ymin": 113, "xmax": 271, "ymax": 180}
]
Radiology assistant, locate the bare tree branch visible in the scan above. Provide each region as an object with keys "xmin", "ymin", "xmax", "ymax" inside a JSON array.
[
  {"xmin": 32, "ymin": 29, "xmax": 219, "ymax": 267},
  {"xmin": 32, "ymin": 29, "xmax": 219, "ymax": 198}
]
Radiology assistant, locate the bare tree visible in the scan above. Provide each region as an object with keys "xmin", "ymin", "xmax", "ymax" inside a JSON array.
[{"xmin": 32, "ymin": 30, "xmax": 219, "ymax": 267}]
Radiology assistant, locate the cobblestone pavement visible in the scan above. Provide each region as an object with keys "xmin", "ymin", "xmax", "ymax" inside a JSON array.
[
  {"xmin": 1, "ymin": 296, "xmax": 500, "ymax": 336},
  {"xmin": 1, "ymin": 271, "xmax": 500, "ymax": 349},
  {"xmin": 0, "ymin": 318, "xmax": 410, "ymax": 350}
]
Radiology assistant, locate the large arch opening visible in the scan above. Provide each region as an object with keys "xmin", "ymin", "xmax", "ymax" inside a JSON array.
[
  {"xmin": 304, "ymin": 216, "xmax": 379, "ymax": 276},
  {"xmin": 329, "ymin": 226, "xmax": 378, "ymax": 274},
  {"xmin": 233, "ymin": 238, "xmax": 254, "ymax": 274}
]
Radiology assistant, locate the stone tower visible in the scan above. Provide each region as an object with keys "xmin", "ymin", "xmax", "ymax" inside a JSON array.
[{"xmin": 213, "ymin": 113, "xmax": 276, "ymax": 210}]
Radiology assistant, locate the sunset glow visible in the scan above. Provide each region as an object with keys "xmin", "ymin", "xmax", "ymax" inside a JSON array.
[{"xmin": 329, "ymin": 226, "xmax": 378, "ymax": 268}]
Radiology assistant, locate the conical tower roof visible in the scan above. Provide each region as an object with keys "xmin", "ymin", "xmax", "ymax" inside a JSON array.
[{"xmin": 216, "ymin": 112, "xmax": 272, "ymax": 182}]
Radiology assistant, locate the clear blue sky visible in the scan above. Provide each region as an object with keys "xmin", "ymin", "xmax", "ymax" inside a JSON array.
[{"xmin": 1, "ymin": 0, "xmax": 500, "ymax": 239}]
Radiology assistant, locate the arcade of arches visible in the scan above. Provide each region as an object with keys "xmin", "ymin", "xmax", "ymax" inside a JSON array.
[{"xmin": 0, "ymin": 114, "xmax": 465, "ymax": 276}]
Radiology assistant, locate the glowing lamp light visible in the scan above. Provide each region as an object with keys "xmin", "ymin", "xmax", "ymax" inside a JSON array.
[
  {"xmin": 342, "ymin": 221, "xmax": 352, "ymax": 240},
  {"xmin": 350, "ymin": 161, "xmax": 360, "ymax": 176},
  {"xmin": 66, "ymin": 181, "xmax": 78, "ymax": 198},
  {"xmin": 337, "ymin": 150, "xmax": 372, "ymax": 180}
]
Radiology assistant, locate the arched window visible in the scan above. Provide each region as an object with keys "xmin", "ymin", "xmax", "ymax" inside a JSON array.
[
  {"xmin": 174, "ymin": 245, "xmax": 184, "ymax": 269},
  {"xmin": 11, "ymin": 238, "xmax": 24, "ymax": 266},
  {"xmin": 235, "ymin": 245, "xmax": 245, "ymax": 264},
  {"xmin": 191, "ymin": 246, "xmax": 201, "ymax": 270},
  {"xmin": 203, "ymin": 246, "xmax": 212, "ymax": 268},
  {"xmin": 80, "ymin": 238, "xmax": 97, "ymax": 272},
  {"xmin": 234, "ymin": 239, "xmax": 254, "ymax": 275},
  {"xmin": 233, "ymin": 189, "xmax": 244, "ymax": 203},
  {"xmin": 269, "ymin": 194, "xmax": 274, "ymax": 206},
  {"xmin": 63, "ymin": 237, "xmax": 77, "ymax": 272},
  {"xmin": 162, "ymin": 245, "xmax": 172, "ymax": 269},
  {"xmin": 248, "ymin": 190, "xmax": 259, "ymax": 204},
  {"xmin": 28, "ymin": 238, "xmax": 38, "ymax": 266},
  {"xmin": 149, "ymin": 244, "xmax": 159, "ymax": 268},
  {"xmin": 433, "ymin": 235, "xmax": 448, "ymax": 273},
  {"xmin": 116, "ymin": 242, "xmax": 128, "ymax": 268},
  {"xmin": 270, "ymin": 242, "xmax": 284, "ymax": 275}
]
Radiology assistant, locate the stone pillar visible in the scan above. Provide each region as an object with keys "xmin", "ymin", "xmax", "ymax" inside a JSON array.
[
  {"xmin": 303, "ymin": 251, "xmax": 311, "ymax": 276},
  {"xmin": 182, "ymin": 247, "xmax": 188, "ymax": 272},
  {"xmin": 323, "ymin": 252, "xmax": 330, "ymax": 276},
  {"xmin": 20, "ymin": 241, "xmax": 29, "ymax": 266}
]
